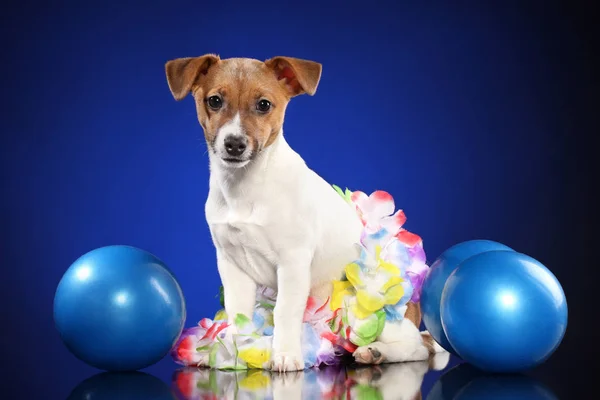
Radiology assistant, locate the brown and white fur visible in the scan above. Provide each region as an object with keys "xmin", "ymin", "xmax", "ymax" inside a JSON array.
[{"xmin": 165, "ymin": 54, "xmax": 445, "ymax": 372}]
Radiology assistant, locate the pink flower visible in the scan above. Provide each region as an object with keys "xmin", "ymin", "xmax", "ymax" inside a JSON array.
[
  {"xmin": 172, "ymin": 368, "xmax": 199, "ymax": 399},
  {"xmin": 303, "ymin": 296, "xmax": 333, "ymax": 324},
  {"xmin": 198, "ymin": 318, "xmax": 229, "ymax": 340},
  {"xmin": 171, "ymin": 319, "xmax": 229, "ymax": 366},
  {"xmin": 321, "ymin": 330, "xmax": 358, "ymax": 354},
  {"xmin": 172, "ymin": 368, "xmax": 222, "ymax": 400},
  {"xmin": 172, "ymin": 326, "xmax": 206, "ymax": 366},
  {"xmin": 396, "ymin": 229, "xmax": 423, "ymax": 247},
  {"xmin": 350, "ymin": 190, "xmax": 407, "ymax": 234}
]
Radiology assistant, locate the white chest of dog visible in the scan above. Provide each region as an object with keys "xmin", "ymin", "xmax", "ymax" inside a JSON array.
[
  {"xmin": 206, "ymin": 132, "xmax": 363, "ymax": 292},
  {"xmin": 165, "ymin": 54, "xmax": 443, "ymax": 371}
]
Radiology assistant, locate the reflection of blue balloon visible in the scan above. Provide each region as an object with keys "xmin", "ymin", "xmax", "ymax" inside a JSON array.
[
  {"xmin": 426, "ymin": 363, "xmax": 485, "ymax": 400},
  {"xmin": 67, "ymin": 371, "xmax": 176, "ymax": 400},
  {"xmin": 54, "ymin": 245, "xmax": 186, "ymax": 371},
  {"xmin": 421, "ymin": 240, "xmax": 514, "ymax": 355},
  {"xmin": 441, "ymin": 251, "xmax": 568, "ymax": 373},
  {"xmin": 455, "ymin": 375, "xmax": 559, "ymax": 400},
  {"xmin": 426, "ymin": 362, "xmax": 558, "ymax": 400}
]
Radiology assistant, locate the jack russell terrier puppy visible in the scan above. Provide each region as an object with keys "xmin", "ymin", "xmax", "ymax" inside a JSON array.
[{"xmin": 165, "ymin": 54, "xmax": 444, "ymax": 372}]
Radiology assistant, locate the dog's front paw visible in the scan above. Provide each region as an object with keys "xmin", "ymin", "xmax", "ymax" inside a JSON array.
[
  {"xmin": 353, "ymin": 345, "xmax": 385, "ymax": 365},
  {"xmin": 271, "ymin": 370, "xmax": 304, "ymax": 400},
  {"xmin": 270, "ymin": 351, "xmax": 305, "ymax": 372}
]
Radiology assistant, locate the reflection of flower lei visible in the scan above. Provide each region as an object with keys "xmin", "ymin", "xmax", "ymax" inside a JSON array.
[{"xmin": 172, "ymin": 366, "xmax": 386, "ymax": 400}]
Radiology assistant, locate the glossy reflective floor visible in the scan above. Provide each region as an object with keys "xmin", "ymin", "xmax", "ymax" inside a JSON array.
[{"xmin": 64, "ymin": 352, "xmax": 562, "ymax": 399}]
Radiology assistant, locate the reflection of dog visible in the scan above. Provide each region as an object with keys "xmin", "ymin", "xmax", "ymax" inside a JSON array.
[
  {"xmin": 171, "ymin": 352, "xmax": 451, "ymax": 400},
  {"xmin": 348, "ymin": 352, "xmax": 451, "ymax": 400},
  {"xmin": 165, "ymin": 54, "xmax": 444, "ymax": 372}
]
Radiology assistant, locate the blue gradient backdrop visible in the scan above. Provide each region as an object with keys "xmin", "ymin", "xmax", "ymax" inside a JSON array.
[{"xmin": 1, "ymin": 0, "xmax": 595, "ymax": 398}]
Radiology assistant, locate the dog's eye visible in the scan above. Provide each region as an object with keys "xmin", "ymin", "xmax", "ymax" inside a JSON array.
[
  {"xmin": 207, "ymin": 95, "xmax": 223, "ymax": 110},
  {"xmin": 256, "ymin": 99, "xmax": 271, "ymax": 113}
]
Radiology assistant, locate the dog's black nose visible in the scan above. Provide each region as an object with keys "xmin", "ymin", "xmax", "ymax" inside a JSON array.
[{"xmin": 224, "ymin": 135, "xmax": 247, "ymax": 157}]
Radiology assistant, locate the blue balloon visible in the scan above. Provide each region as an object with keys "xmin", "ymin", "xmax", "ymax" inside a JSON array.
[
  {"xmin": 427, "ymin": 362, "xmax": 558, "ymax": 400},
  {"xmin": 67, "ymin": 371, "xmax": 175, "ymax": 400},
  {"xmin": 54, "ymin": 245, "xmax": 186, "ymax": 371},
  {"xmin": 441, "ymin": 251, "xmax": 567, "ymax": 373},
  {"xmin": 421, "ymin": 240, "xmax": 514, "ymax": 355}
]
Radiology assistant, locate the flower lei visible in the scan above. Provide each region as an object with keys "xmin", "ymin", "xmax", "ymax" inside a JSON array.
[
  {"xmin": 171, "ymin": 186, "xmax": 429, "ymax": 369},
  {"xmin": 327, "ymin": 186, "xmax": 429, "ymax": 348}
]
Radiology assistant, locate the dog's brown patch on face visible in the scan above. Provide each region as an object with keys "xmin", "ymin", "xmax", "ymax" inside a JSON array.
[
  {"xmin": 165, "ymin": 55, "xmax": 322, "ymax": 157},
  {"xmin": 191, "ymin": 58, "xmax": 290, "ymax": 153}
]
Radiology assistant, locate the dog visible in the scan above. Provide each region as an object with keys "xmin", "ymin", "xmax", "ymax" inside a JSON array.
[{"xmin": 165, "ymin": 54, "xmax": 444, "ymax": 372}]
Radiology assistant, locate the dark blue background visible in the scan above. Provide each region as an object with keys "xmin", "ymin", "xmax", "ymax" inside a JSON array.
[{"xmin": 1, "ymin": 0, "xmax": 596, "ymax": 398}]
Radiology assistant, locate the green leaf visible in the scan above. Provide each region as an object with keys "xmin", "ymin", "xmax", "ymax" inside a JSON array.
[
  {"xmin": 341, "ymin": 299, "xmax": 351, "ymax": 326},
  {"xmin": 374, "ymin": 309, "xmax": 386, "ymax": 338},
  {"xmin": 332, "ymin": 184, "xmax": 344, "ymax": 197},
  {"xmin": 342, "ymin": 311, "xmax": 349, "ymax": 327},
  {"xmin": 209, "ymin": 345, "xmax": 218, "ymax": 368},
  {"xmin": 221, "ymin": 364, "xmax": 247, "ymax": 371},
  {"xmin": 351, "ymin": 310, "xmax": 388, "ymax": 347},
  {"xmin": 235, "ymin": 313, "xmax": 252, "ymax": 327},
  {"xmin": 258, "ymin": 301, "xmax": 275, "ymax": 310},
  {"xmin": 218, "ymin": 286, "xmax": 225, "ymax": 307},
  {"xmin": 355, "ymin": 316, "xmax": 379, "ymax": 339},
  {"xmin": 195, "ymin": 379, "xmax": 212, "ymax": 390},
  {"xmin": 355, "ymin": 384, "xmax": 384, "ymax": 400},
  {"xmin": 209, "ymin": 369, "xmax": 220, "ymax": 392},
  {"xmin": 332, "ymin": 184, "xmax": 354, "ymax": 204}
]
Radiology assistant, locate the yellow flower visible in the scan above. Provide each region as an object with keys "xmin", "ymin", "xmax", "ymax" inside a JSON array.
[
  {"xmin": 238, "ymin": 370, "xmax": 271, "ymax": 390},
  {"xmin": 238, "ymin": 347, "xmax": 271, "ymax": 369},
  {"xmin": 374, "ymin": 245, "xmax": 400, "ymax": 276},
  {"xmin": 344, "ymin": 245, "xmax": 405, "ymax": 319},
  {"xmin": 214, "ymin": 309, "xmax": 228, "ymax": 321},
  {"xmin": 330, "ymin": 280, "xmax": 354, "ymax": 310}
]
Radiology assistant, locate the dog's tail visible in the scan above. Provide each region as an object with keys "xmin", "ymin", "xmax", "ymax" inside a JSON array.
[
  {"xmin": 420, "ymin": 330, "xmax": 446, "ymax": 354},
  {"xmin": 422, "ymin": 330, "xmax": 451, "ymax": 371}
]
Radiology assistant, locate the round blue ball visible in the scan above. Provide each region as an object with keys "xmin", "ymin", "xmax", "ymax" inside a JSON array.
[
  {"xmin": 441, "ymin": 250, "xmax": 568, "ymax": 373},
  {"xmin": 421, "ymin": 240, "xmax": 514, "ymax": 355},
  {"xmin": 54, "ymin": 245, "xmax": 186, "ymax": 371}
]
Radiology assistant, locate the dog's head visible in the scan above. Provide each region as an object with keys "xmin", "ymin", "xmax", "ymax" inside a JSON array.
[{"xmin": 165, "ymin": 55, "xmax": 322, "ymax": 168}]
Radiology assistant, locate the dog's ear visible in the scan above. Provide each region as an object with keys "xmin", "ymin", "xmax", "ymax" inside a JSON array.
[
  {"xmin": 165, "ymin": 54, "xmax": 220, "ymax": 100},
  {"xmin": 265, "ymin": 56, "xmax": 322, "ymax": 97}
]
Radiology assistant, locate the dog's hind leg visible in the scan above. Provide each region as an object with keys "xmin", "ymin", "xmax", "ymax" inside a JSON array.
[
  {"xmin": 353, "ymin": 303, "xmax": 446, "ymax": 365},
  {"xmin": 353, "ymin": 319, "xmax": 443, "ymax": 364}
]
